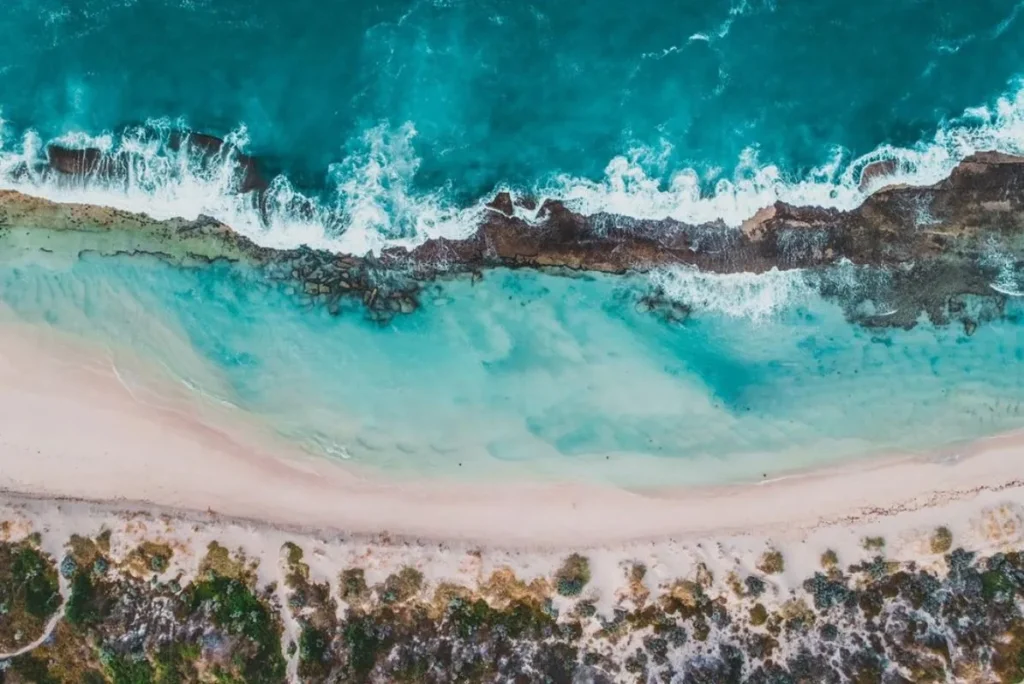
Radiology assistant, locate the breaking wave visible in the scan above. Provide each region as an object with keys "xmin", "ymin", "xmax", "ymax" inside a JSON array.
[
  {"xmin": 548, "ymin": 82, "xmax": 1024, "ymax": 226},
  {"xmin": 650, "ymin": 267, "xmax": 813, "ymax": 321},
  {"xmin": 0, "ymin": 118, "xmax": 482, "ymax": 256},
  {"xmin": 1, "ymin": 80, "xmax": 1024, "ymax": 321}
]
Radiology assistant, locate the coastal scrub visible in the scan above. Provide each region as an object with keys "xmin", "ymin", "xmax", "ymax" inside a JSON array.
[
  {"xmin": 0, "ymin": 540, "xmax": 61, "ymax": 651},
  {"xmin": 554, "ymin": 554, "xmax": 591, "ymax": 597},
  {"xmin": 756, "ymin": 549, "xmax": 785, "ymax": 575}
]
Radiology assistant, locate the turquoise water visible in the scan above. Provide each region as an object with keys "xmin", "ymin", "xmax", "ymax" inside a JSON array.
[
  {"xmin": 1, "ymin": 1, "xmax": 1024, "ymax": 483},
  {"xmin": 0, "ymin": 245, "xmax": 1021, "ymax": 485},
  {"xmin": 5, "ymin": 0, "xmax": 1020, "ymax": 189},
  {"xmin": 4, "ymin": 1, "xmax": 1024, "ymax": 248}
]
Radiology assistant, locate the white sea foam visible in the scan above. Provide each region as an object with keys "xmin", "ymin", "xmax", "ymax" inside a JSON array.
[
  {"xmin": 325, "ymin": 122, "xmax": 484, "ymax": 255},
  {"xmin": 982, "ymin": 245, "xmax": 1024, "ymax": 296},
  {"xmin": 651, "ymin": 266, "xmax": 812, "ymax": 321},
  {"xmin": 0, "ymin": 81, "xmax": 1023, "ymax": 276},
  {"xmin": 0, "ymin": 117, "xmax": 483, "ymax": 256},
  {"xmin": 547, "ymin": 83, "xmax": 1024, "ymax": 227},
  {"xmin": 994, "ymin": 0, "xmax": 1024, "ymax": 38}
]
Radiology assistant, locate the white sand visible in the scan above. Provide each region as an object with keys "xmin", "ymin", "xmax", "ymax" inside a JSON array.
[
  {"xmin": 1, "ymin": 319, "xmax": 1023, "ymax": 554},
  {"xmin": 3, "ymin": 317, "xmax": 1024, "ymax": 647}
]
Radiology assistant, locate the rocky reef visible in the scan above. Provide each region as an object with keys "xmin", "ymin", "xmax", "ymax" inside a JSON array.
[
  {"xmin": 8, "ymin": 138, "xmax": 1024, "ymax": 330},
  {"xmin": 5, "ymin": 513, "xmax": 1024, "ymax": 683}
]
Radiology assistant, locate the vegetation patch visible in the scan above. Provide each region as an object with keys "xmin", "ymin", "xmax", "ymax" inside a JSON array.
[
  {"xmin": 862, "ymin": 536, "xmax": 886, "ymax": 551},
  {"xmin": 554, "ymin": 553, "xmax": 591, "ymax": 597},
  {"xmin": 282, "ymin": 543, "xmax": 339, "ymax": 682},
  {"xmin": 9, "ymin": 525, "xmax": 1024, "ymax": 683},
  {"xmin": 64, "ymin": 566, "xmax": 112, "ymax": 627},
  {"xmin": 749, "ymin": 603, "xmax": 768, "ymax": 626},
  {"xmin": 0, "ymin": 540, "xmax": 61, "ymax": 651},
  {"xmin": 379, "ymin": 567, "xmax": 424, "ymax": 604},
  {"xmin": 481, "ymin": 566, "xmax": 550, "ymax": 607},
  {"xmin": 626, "ymin": 563, "xmax": 651, "ymax": 605},
  {"xmin": 757, "ymin": 549, "xmax": 785, "ymax": 575},
  {"xmin": 99, "ymin": 649, "xmax": 155, "ymax": 684},
  {"xmin": 66, "ymin": 535, "xmax": 104, "ymax": 570},
  {"xmin": 7, "ymin": 617, "xmax": 107, "ymax": 683},
  {"xmin": 123, "ymin": 541, "xmax": 173, "ymax": 577},
  {"xmin": 185, "ymin": 573, "xmax": 286, "ymax": 683},
  {"xmin": 197, "ymin": 541, "xmax": 256, "ymax": 584},
  {"xmin": 150, "ymin": 642, "xmax": 201, "ymax": 684},
  {"xmin": 339, "ymin": 567, "xmax": 370, "ymax": 608},
  {"xmin": 6, "ymin": 536, "xmax": 273, "ymax": 684},
  {"xmin": 931, "ymin": 526, "xmax": 954, "ymax": 555}
]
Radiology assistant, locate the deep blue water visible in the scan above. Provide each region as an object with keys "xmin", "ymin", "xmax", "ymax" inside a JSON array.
[{"xmin": 4, "ymin": 0, "xmax": 1024, "ymax": 247}]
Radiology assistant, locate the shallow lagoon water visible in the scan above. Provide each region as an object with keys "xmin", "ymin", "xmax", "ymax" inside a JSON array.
[{"xmin": 0, "ymin": 242, "xmax": 1021, "ymax": 487}]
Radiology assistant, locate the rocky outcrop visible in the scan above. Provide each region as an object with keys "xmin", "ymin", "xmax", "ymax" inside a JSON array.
[
  {"xmin": 857, "ymin": 158, "xmax": 900, "ymax": 190},
  {"xmin": 46, "ymin": 131, "xmax": 266, "ymax": 195},
  {"xmin": 167, "ymin": 131, "xmax": 267, "ymax": 194},
  {"xmin": 372, "ymin": 151, "xmax": 1023, "ymax": 329},
  {"xmin": 46, "ymin": 145, "xmax": 128, "ymax": 180},
  {"xmin": 391, "ymin": 151, "xmax": 1024, "ymax": 278},
  {"xmin": 11, "ymin": 143, "xmax": 1024, "ymax": 330}
]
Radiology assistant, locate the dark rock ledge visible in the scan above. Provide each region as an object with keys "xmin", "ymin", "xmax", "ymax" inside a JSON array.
[{"xmin": 24, "ymin": 141, "xmax": 1024, "ymax": 330}]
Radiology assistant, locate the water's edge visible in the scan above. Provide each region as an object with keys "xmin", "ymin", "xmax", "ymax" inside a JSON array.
[{"xmin": 1, "ymin": 188, "xmax": 1022, "ymax": 486}]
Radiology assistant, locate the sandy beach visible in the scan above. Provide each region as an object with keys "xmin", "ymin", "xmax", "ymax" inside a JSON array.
[
  {"xmin": 5, "ymin": 316, "xmax": 1024, "ymax": 682},
  {"xmin": 2, "ymin": 200, "xmax": 1022, "ymax": 684},
  {"xmin": 8, "ymin": 4, "xmax": 1024, "ymax": 677},
  {"xmin": 1, "ymin": 316, "xmax": 1023, "ymax": 555}
]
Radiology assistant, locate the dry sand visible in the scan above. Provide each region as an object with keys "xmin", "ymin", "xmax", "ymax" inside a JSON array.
[{"xmin": 0, "ymin": 318, "xmax": 1023, "ymax": 555}]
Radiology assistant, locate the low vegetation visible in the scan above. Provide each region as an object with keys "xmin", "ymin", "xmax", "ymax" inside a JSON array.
[
  {"xmin": 4, "ymin": 525, "xmax": 1024, "ymax": 683},
  {"xmin": 931, "ymin": 526, "xmax": 954, "ymax": 554},
  {"xmin": 0, "ymin": 540, "xmax": 61, "ymax": 652},
  {"xmin": 756, "ymin": 548, "xmax": 785, "ymax": 575},
  {"xmin": 554, "ymin": 553, "xmax": 591, "ymax": 597}
]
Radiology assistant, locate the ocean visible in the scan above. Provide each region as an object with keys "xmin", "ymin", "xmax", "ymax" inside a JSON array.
[{"xmin": 0, "ymin": 0, "xmax": 1023, "ymax": 484}]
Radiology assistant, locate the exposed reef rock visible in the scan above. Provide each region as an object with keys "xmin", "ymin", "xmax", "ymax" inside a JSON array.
[
  {"xmin": 395, "ymin": 151, "xmax": 1024, "ymax": 276},
  {"xmin": 167, "ymin": 132, "xmax": 268, "ymax": 194},
  {"xmin": 857, "ymin": 158, "xmax": 901, "ymax": 191},
  {"xmin": 44, "ymin": 131, "xmax": 266, "ymax": 195},
  {"xmin": 45, "ymin": 147, "xmax": 127, "ymax": 180},
  {"xmin": 5, "ymin": 146, "xmax": 1024, "ymax": 329},
  {"xmin": 381, "ymin": 151, "xmax": 1024, "ymax": 329}
]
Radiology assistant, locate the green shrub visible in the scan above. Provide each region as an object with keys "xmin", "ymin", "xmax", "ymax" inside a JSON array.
[{"xmin": 554, "ymin": 554, "xmax": 591, "ymax": 597}]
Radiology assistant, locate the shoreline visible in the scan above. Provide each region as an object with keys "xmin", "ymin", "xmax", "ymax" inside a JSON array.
[
  {"xmin": 1, "ymin": 319, "xmax": 1023, "ymax": 550},
  {"xmin": 6, "ymin": 470, "xmax": 1024, "ymax": 684},
  {"xmin": 5, "ymin": 144, "xmax": 1024, "ymax": 334}
]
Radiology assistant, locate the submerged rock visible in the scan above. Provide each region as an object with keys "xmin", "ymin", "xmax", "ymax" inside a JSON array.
[
  {"xmin": 169, "ymin": 131, "xmax": 268, "ymax": 194},
  {"xmin": 46, "ymin": 145, "xmax": 128, "ymax": 182},
  {"xmin": 46, "ymin": 129, "xmax": 266, "ymax": 196}
]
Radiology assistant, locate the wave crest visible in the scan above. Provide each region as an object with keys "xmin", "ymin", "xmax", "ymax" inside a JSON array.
[
  {"xmin": 0, "ymin": 117, "xmax": 481, "ymax": 255},
  {"xmin": 1, "ymin": 81, "xmax": 1024, "ymax": 269},
  {"xmin": 547, "ymin": 83, "xmax": 1024, "ymax": 226}
]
